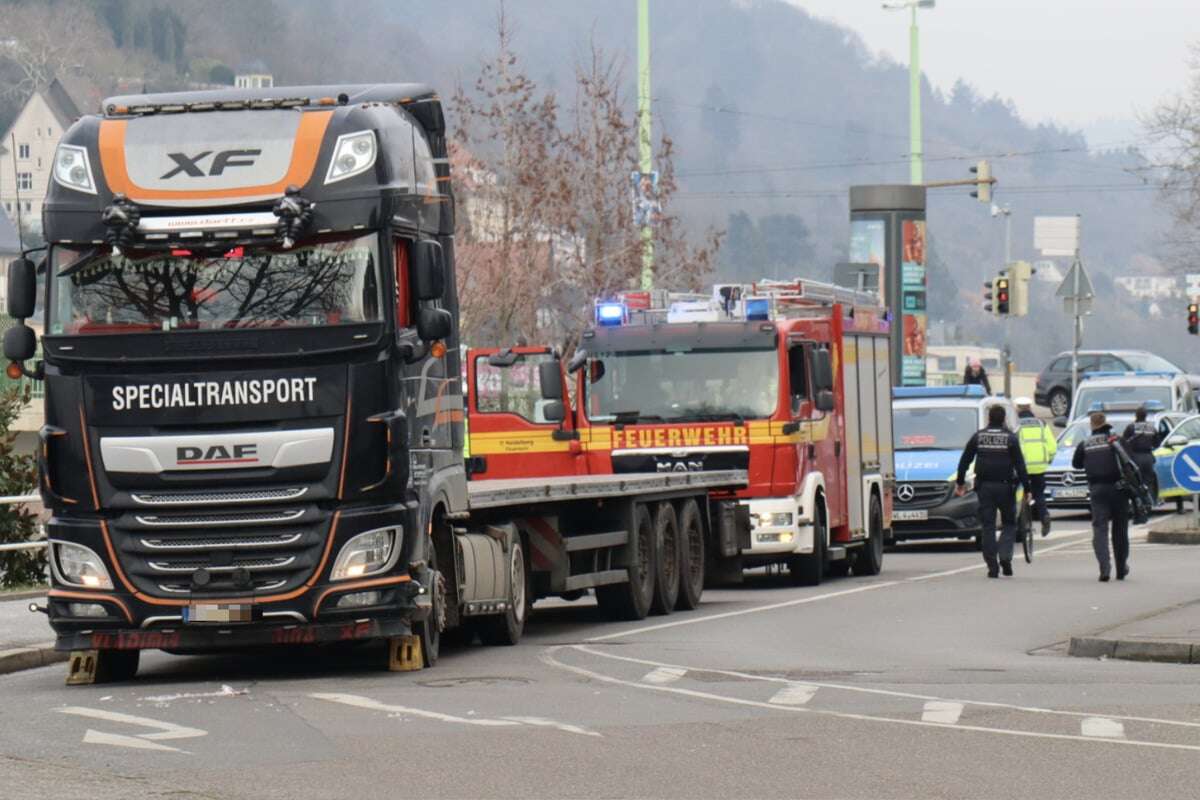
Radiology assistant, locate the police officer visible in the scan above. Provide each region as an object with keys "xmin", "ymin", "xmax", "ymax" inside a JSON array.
[
  {"xmin": 1073, "ymin": 411, "xmax": 1130, "ymax": 581},
  {"xmin": 956, "ymin": 404, "xmax": 1031, "ymax": 578},
  {"xmin": 1015, "ymin": 397, "xmax": 1057, "ymax": 537},
  {"xmin": 1121, "ymin": 406, "xmax": 1160, "ymax": 498}
]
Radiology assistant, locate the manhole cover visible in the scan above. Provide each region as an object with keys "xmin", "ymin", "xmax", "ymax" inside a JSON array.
[{"xmin": 418, "ymin": 676, "xmax": 533, "ymax": 688}]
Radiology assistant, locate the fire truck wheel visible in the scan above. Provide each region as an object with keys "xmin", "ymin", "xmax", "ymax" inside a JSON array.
[
  {"xmin": 650, "ymin": 502, "xmax": 681, "ymax": 615},
  {"xmin": 597, "ymin": 503, "xmax": 657, "ymax": 621},
  {"xmin": 789, "ymin": 500, "xmax": 826, "ymax": 587},
  {"xmin": 852, "ymin": 493, "xmax": 884, "ymax": 576},
  {"xmin": 675, "ymin": 499, "xmax": 705, "ymax": 611},
  {"xmin": 478, "ymin": 536, "xmax": 531, "ymax": 646}
]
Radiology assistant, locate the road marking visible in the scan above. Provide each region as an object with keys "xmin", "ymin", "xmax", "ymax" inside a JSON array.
[
  {"xmin": 543, "ymin": 647, "xmax": 1200, "ymax": 753},
  {"xmin": 769, "ymin": 683, "xmax": 818, "ymax": 706},
  {"xmin": 501, "ymin": 716, "xmax": 601, "ymax": 737},
  {"xmin": 1082, "ymin": 717, "xmax": 1126, "ymax": 739},
  {"xmin": 311, "ymin": 693, "xmax": 519, "ymax": 727},
  {"xmin": 58, "ymin": 707, "xmax": 206, "ymax": 752},
  {"xmin": 922, "ymin": 701, "xmax": 964, "ymax": 724},
  {"xmin": 642, "ymin": 666, "xmax": 687, "ymax": 685}
]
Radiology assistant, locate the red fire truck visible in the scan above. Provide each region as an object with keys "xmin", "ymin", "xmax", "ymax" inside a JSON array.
[{"xmin": 467, "ymin": 279, "xmax": 896, "ymax": 585}]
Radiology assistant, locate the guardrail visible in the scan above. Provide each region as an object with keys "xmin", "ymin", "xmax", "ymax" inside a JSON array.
[{"xmin": 0, "ymin": 493, "xmax": 45, "ymax": 552}]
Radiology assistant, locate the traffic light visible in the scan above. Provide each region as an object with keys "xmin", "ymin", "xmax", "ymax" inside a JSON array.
[
  {"xmin": 970, "ymin": 160, "xmax": 992, "ymax": 204},
  {"xmin": 995, "ymin": 275, "xmax": 1010, "ymax": 315},
  {"xmin": 983, "ymin": 279, "xmax": 995, "ymax": 315},
  {"xmin": 1189, "ymin": 302, "xmax": 1198, "ymax": 335},
  {"xmin": 1007, "ymin": 260, "xmax": 1034, "ymax": 317}
]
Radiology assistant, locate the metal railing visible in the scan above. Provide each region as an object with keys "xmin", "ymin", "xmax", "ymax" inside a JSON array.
[{"xmin": 0, "ymin": 493, "xmax": 45, "ymax": 552}]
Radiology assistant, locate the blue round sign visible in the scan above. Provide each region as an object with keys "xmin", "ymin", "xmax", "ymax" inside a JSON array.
[{"xmin": 1170, "ymin": 444, "xmax": 1200, "ymax": 493}]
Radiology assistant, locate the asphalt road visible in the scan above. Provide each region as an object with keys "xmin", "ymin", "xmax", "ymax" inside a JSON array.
[{"xmin": 3, "ymin": 512, "xmax": 1200, "ymax": 800}]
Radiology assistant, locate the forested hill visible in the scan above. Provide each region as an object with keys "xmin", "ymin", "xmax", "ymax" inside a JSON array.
[{"xmin": 0, "ymin": 0, "xmax": 1174, "ymax": 366}]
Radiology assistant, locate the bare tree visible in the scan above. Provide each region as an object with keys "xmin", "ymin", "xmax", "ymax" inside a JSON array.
[{"xmin": 1145, "ymin": 45, "xmax": 1200, "ymax": 249}]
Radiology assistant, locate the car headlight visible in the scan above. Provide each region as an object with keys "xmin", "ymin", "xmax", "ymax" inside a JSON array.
[
  {"xmin": 324, "ymin": 130, "xmax": 377, "ymax": 184},
  {"xmin": 53, "ymin": 144, "xmax": 97, "ymax": 194},
  {"xmin": 53, "ymin": 542, "xmax": 113, "ymax": 589},
  {"xmin": 330, "ymin": 527, "xmax": 398, "ymax": 580}
]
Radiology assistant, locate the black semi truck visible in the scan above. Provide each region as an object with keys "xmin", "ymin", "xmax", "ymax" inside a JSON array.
[{"xmin": 6, "ymin": 84, "xmax": 746, "ymax": 682}]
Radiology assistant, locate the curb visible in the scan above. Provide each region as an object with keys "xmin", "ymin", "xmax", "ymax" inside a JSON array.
[
  {"xmin": 1147, "ymin": 529, "xmax": 1200, "ymax": 545},
  {"xmin": 0, "ymin": 644, "xmax": 66, "ymax": 675},
  {"xmin": 1068, "ymin": 636, "xmax": 1200, "ymax": 664},
  {"xmin": 0, "ymin": 589, "xmax": 48, "ymax": 602}
]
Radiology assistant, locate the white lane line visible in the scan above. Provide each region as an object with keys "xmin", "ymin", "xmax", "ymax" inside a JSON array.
[
  {"xmin": 569, "ymin": 645, "xmax": 1200, "ymax": 731},
  {"xmin": 542, "ymin": 647, "xmax": 1200, "ymax": 753},
  {"xmin": 311, "ymin": 693, "xmax": 519, "ymax": 727},
  {"xmin": 81, "ymin": 730, "xmax": 180, "ymax": 752},
  {"xmin": 769, "ymin": 683, "xmax": 818, "ymax": 706},
  {"xmin": 501, "ymin": 716, "xmax": 602, "ymax": 737},
  {"xmin": 642, "ymin": 666, "xmax": 687, "ymax": 685},
  {"xmin": 922, "ymin": 701, "xmax": 964, "ymax": 725},
  {"xmin": 1082, "ymin": 717, "xmax": 1126, "ymax": 739},
  {"xmin": 58, "ymin": 706, "xmax": 206, "ymax": 752}
]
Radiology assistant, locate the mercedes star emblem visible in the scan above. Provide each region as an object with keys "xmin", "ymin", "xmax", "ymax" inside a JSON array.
[
  {"xmin": 1061, "ymin": 472, "xmax": 1075, "ymax": 486},
  {"xmin": 896, "ymin": 484, "xmax": 916, "ymax": 502}
]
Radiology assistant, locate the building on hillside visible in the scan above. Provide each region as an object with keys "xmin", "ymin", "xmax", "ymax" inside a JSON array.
[
  {"xmin": 0, "ymin": 207, "xmax": 19, "ymax": 266},
  {"xmin": 1113, "ymin": 274, "xmax": 1178, "ymax": 300},
  {"xmin": 0, "ymin": 79, "xmax": 81, "ymax": 237},
  {"xmin": 235, "ymin": 62, "xmax": 274, "ymax": 89}
]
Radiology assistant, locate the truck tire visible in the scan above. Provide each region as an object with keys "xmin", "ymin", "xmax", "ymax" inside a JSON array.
[
  {"xmin": 414, "ymin": 550, "xmax": 444, "ymax": 667},
  {"xmin": 478, "ymin": 537, "xmax": 531, "ymax": 646},
  {"xmin": 650, "ymin": 502, "xmax": 681, "ymax": 615},
  {"xmin": 93, "ymin": 649, "xmax": 139, "ymax": 683},
  {"xmin": 675, "ymin": 499, "xmax": 705, "ymax": 610},
  {"xmin": 852, "ymin": 493, "xmax": 884, "ymax": 576},
  {"xmin": 789, "ymin": 501, "xmax": 825, "ymax": 587},
  {"xmin": 597, "ymin": 503, "xmax": 656, "ymax": 621}
]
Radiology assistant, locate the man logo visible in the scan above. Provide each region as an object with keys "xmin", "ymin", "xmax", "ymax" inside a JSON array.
[
  {"xmin": 656, "ymin": 459, "xmax": 703, "ymax": 473},
  {"xmin": 896, "ymin": 484, "xmax": 916, "ymax": 503},
  {"xmin": 177, "ymin": 443, "xmax": 258, "ymax": 465},
  {"xmin": 161, "ymin": 149, "xmax": 263, "ymax": 179}
]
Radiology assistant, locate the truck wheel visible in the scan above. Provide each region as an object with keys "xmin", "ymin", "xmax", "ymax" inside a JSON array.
[
  {"xmin": 478, "ymin": 537, "xmax": 531, "ymax": 646},
  {"xmin": 675, "ymin": 499, "xmax": 705, "ymax": 610},
  {"xmin": 415, "ymin": 550, "xmax": 444, "ymax": 667},
  {"xmin": 650, "ymin": 502, "xmax": 681, "ymax": 615},
  {"xmin": 852, "ymin": 493, "xmax": 884, "ymax": 576},
  {"xmin": 789, "ymin": 501, "xmax": 825, "ymax": 587},
  {"xmin": 597, "ymin": 503, "xmax": 656, "ymax": 621}
]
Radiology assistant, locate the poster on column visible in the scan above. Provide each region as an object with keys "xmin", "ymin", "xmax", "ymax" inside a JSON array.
[
  {"xmin": 900, "ymin": 219, "xmax": 927, "ymax": 385},
  {"xmin": 849, "ymin": 219, "xmax": 887, "ymax": 299}
]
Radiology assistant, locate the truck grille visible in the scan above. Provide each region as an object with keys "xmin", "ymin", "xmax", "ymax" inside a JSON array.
[
  {"xmin": 131, "ymin": 487, "xmax": 308, "ymax": 506},
  {"xmin": 112, "ymin": 504, "xmax": 330, "ymax": 598},
  {"xmin": 894, "ymin": 480, "xmax": 951, "ymax": 509}
]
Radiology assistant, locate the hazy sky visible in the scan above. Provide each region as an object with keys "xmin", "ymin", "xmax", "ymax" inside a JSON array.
[{"xmin": 792, "ymin": 0, "xmax": 1200, "ymax": 136}]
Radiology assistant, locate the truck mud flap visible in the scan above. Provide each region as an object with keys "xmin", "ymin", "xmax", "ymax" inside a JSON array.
[{"xmin": 713, "ymin": 501, "xmax": 750, "ymax": 557}]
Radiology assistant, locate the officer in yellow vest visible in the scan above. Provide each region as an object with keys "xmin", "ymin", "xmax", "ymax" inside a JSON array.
[{"xmin": 1015, "ymin": 397, "xmax": 1057, "ymax": 536}]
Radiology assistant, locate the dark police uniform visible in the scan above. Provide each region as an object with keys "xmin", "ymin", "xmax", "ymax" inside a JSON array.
[
  {"xmin": 957, "ymin": 424, "xmax": 1030, "ymax": 575},
  {"xmin": 1073, "ymin": 424, "xmax": 1130, "ymax": 580},
  {"xmin": 1121, "ymin": 419, "xmax": 1160, "ymax": 492}
]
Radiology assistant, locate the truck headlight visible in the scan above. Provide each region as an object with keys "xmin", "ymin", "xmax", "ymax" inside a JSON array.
[
  {"xmin": 53, "ymin": 542, "xmax": 113, "ymax": 589},
  {"xmin": 53, "ymin": 144, "xmax": 97, "ymax": 194},
  {"xmin": 324, "ymin": 130, "xmax": 376, "ymax": 184},
  {"xmin": 331, "ymin": 527, "xmax": 398, "ymax": 580},
  {"xmin": 752, "ymin": 512, "xmax": 794, "ymax": 528}
]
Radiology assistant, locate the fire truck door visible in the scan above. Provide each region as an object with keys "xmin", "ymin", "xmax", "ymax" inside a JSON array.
[{"xmin": 465, "ymin": 347, "xmax": 580, "ymax": 479}]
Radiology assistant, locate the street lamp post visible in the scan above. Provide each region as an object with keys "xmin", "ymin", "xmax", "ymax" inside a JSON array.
[{"xmin": 882, "ymin": 0, "xmax": 935, "ymax": 185}]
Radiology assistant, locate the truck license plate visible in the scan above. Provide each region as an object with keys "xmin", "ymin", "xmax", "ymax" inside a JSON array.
[
  {"xmin": 892, "ymin": 510, "xmax": 928, "ymax": 521},
  {"xmin": 1054, "ymin": 488, "xmax": 1088, "ymax": 499},
  {"xmin": 184, "ymin": 603, "xmax": 253, "ymax": 624}
]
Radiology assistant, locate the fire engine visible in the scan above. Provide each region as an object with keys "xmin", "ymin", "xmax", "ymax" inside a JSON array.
[{"xmin": 468, "ymin": 279, "xmax": 896, "ymax": 584}]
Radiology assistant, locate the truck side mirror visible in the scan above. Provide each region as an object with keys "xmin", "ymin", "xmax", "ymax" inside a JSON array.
[
  {"xmin": 815, "ymin": 389, "xmax": 835, "ymax": 413},
  {"xmin": 413, "ymin": 241, "xmax": 445, "ymax": 301},
  {"xmin": 7, "ymin": 258, "xmax": 36, "ymax": 320},
  {"xmin": 539, "ymin": 360, "xmax": 563, "ymax": 401},
  {"xmin": 487, "ymin": 349, "xmax": 519, "ymax": 368},
  {"xmin": 813, "ymin": 349, "xmax": 834, "ymax": 392},
  {"xmin": 541, "ymin": 399, "xmax": 565, "ymax": 423},
  {"xmin": 416, "ymin": 306, "xmax": 452, "ymax": 342},
  {"xmin": 3, "ymin": 324, "xmax": 36, "ymax": 363},
  {"xmin": 566, "ymin": 349, "xmax": 588, "ymax": 374}
]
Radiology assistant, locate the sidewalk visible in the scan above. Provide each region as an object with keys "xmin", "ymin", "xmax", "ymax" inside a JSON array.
[
  {"xmin": 0, "ymin": 591, "xmax": 66, "ymax": 675},
  {"xmin": 1069, "ymin": 599, "xmax": 1200, "ymax": 664}
]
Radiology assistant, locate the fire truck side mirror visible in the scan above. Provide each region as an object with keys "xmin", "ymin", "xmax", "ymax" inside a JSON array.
[
  {"xmin": 541, "ymin": 400, "xmax": 565, "ymax": 423},
  {"xmin": 815, "ymin": 390, "xmax": 835, "ymax": 413},
  {"xmin": 413, "ymin": 241, "xmax": 446, "ymax": 301},
  {"xmin": 539, "ymin": 360, "xmax": 564, "ymax": 401},
  {"xmin": 813, "ymin": 349, "xmax": 834, "ymax": 393},
  {"xmin": 416, "ymin": 306, "xmax": 452, "ymax": 342},
  {"xmin": 566, "ymin": 349, "xmax": 588, "ymax": 374},
  {"xmin": 7, "ymin": 258, "xmax": 36, "ymax": 320}
]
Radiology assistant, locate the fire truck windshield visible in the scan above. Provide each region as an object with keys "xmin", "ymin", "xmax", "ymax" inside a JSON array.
[
  {"xmin": 893, "ymin": 406, "xmax": 978, "ymax": 450},
  {"xmin": 585, "ymin": 348, "xmax": 778, "ymax": 423},
  {"xmin": 48, "ymin": 234, "xmax": 381, "ymax": 336}
]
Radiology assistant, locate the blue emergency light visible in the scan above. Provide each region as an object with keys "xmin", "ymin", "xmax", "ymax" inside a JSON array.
[
  {"xmin": 893, "ymin": 385, "xmax": 986, "ymax": 400},
  {"xmin": 1086, "ymin": 400, "xmax": 1166, "ymax": 413},
  {"xmin": 595, "ymin": 302, "xmax": 627, "ymax": 326},
  {"xmin": 745, "ymin": 297, "xmax": 770, "ymax": 321},
  {"xmin": 1082, "ymin": 371, "xmax": 1177, "ymax": 379}
]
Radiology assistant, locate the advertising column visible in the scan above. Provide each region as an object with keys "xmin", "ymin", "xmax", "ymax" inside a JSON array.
[{"xmin": 848, "ymin": 185, "xmax": 927, "ymax": 386}]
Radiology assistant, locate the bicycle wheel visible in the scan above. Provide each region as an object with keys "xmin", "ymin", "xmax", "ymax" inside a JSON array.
[{"xmin": 1022, "ymin": 501, "xmax": 1034, "ymax": 563}]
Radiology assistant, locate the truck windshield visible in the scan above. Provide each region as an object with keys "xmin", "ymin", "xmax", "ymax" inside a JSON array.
[
  {"xmin": 48, "ymin": 234, "xmax": 381, "ymax": 335},
  {"xmin": 893, "ymin": 406, "xmax": 978, "ymax": 450},
  {"xmin": 584, "ymin": 348, "xmax": 778, "ymax": 423}
]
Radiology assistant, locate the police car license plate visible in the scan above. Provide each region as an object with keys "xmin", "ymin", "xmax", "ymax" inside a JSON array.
[
  {"xmin": 892, "ymin": 510, "xmax": 928, "ymax": 521},
  {"xmin": 1054, "ymin": 488, "xmax": 1088, "ymax": 499},
  {"xmin": 184, "ymin": 603, "xmax": 253, "ymax": 624}
]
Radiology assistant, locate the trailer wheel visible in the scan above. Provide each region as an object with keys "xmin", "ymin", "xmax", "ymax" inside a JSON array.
[
  {"xmin": 478, "ymin": 537, "xmax": 531, "ymax": 646},
  {"xmin": 851, "ymin": 492, "xmax": 885, "ymax": 576},
  {"xmin": 597, "ymin": 503, "xmax": 656, "ymax": 620},
  {"xmin": 789, "ymin": 500, "xmax": 825, "ymax": 587},
  {"xmin": 650, "ymin": 502, "xmax": 681, "ymax": 615},
  {"xmin": 675, "ymin": 499, "xmax": 705, "ymax": 610}
]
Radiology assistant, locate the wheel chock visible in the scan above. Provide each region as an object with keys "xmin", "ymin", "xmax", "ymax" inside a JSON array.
[
  {"xmin": 65, "ymin": 650, "xmax": 99, "ymax": 685},
  {"xmin": 388, "ymin": 635, "xmax": 423, "ymax": 671}
]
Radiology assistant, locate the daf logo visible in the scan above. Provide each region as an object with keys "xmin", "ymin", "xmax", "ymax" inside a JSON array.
[
  {"xmin": 1061, "ymin": 472, "xmax": 1075, "ymax": 486},
  {"xmin": 161, "ymin": 149, "xmax": 263, "ymax": 179},
  {"xmin": 896, "ymin": 484, "xmax": 916, "ymax": 502},
  {"xmin": 176, "ymin": 443, "xmax": 258, "ymax": 465}
]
